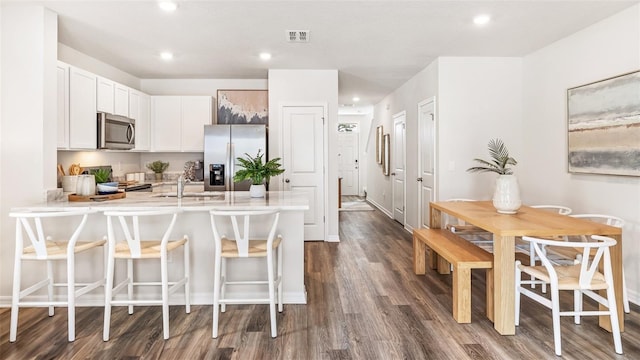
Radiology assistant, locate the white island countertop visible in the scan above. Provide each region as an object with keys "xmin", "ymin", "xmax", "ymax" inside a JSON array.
[
  {"xmin": 14, "ymin": 191, "xmax": 309, "ymax": 212},
  {"xmin": 11, "ymin": 191, "xmax": 309, "ymax": 305}
]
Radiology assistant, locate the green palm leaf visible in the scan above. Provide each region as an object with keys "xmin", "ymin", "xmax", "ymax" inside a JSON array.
[{"xmin": 467, "ymin": 139, "xmax": 517, "ymax": 175}]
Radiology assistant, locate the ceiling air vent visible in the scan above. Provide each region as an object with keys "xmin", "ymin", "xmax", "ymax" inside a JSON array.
[{"xmin": 286, "ymin": 30, "xmax": 310, "ymax": 43}]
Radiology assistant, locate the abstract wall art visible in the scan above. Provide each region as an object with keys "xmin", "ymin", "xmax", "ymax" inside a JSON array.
[
  {"xmin": 567, "ymin": 70, "xmax": 640, "ymax": 176},
  {"xmin": 217, "ymin": 90, "xmax": 268, "ymax": 125}
]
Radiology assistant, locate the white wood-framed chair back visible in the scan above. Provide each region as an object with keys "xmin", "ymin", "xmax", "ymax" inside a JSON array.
[
  {"xmin": 104, "ymin": 209, "xmax": 181, "ymax": 258},
  {"xmin": 209, "ymin": 209, "xmax": 280, "ymax": 258},
  {"xmin": 10, "ymin": 209, "xmax": 94, "ymax": 260},
  {"xmin": 530, "ymin": 205, "xmax": 572, "ymax": 216}
]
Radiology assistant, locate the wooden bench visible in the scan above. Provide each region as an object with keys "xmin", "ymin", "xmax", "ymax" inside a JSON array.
[{"xmin": 413, "ymin": 228, "xmax": 493, "ymax": 323}]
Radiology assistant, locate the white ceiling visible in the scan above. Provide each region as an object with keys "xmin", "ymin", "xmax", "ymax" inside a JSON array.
[{"xmin": 6, "ymin": 0, "xmax": 638, "ymax": 106}]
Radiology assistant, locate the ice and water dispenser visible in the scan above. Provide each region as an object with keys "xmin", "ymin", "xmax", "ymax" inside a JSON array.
[{"xmin": 210, "ymin": 164, "xmax": 225, "ymax": 186}]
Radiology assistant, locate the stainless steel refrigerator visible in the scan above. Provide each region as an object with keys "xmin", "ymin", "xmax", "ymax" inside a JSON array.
[{"xmin": 204, "ymin": 124, "xmax": 267, "ymax": 191}]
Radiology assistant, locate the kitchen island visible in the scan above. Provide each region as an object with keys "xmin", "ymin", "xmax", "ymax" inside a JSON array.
[{"xmin": 12, "ymin": 191, "xmax": 309, "ymax": 305}]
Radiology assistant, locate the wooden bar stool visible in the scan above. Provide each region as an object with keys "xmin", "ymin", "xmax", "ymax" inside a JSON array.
[
  {"xmin": 209, "ymin": 209, "xmax": 283, "ymax": 338},
  {"xmin": 9, "ymin": 209, "xmax": 105, "ymax": 342},
  {"xmin": 103, "ymin": 209, "xmax": 190, "ymax": 340}
]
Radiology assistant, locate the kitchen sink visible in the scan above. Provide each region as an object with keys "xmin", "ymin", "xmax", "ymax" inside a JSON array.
[{"xmin": 152, "ymin": 191, "xmax": 224, "ymax": 198}]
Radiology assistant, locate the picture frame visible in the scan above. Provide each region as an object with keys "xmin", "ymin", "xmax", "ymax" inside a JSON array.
[
  {"xmin": 567, "ymin": 70, "xmax": 640, "ymax": 176},
  {"xmin": 376, "ymin": 126, "xmax": 383, "ymax": 164},
  {"xmin": 383, "ymin": 134, "xmax": 390, "ymax": 176},
  {"xmin": 216, "ymin": 89, "xmax": 268, "ymax": 125}
]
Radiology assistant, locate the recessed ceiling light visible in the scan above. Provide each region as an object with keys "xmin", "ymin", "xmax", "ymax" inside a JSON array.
[
  {"xmin": 160, "ymin": 51, "xmax": 174, "ymax": 61},
  {"xmin": 259, "ymin": 52, "xmax": 272, "ymax": 61},
  {"xmin": 158, "ymin": 1, "xmax": 178, "ymax": 12},
  {"xmin": 352, "ymin": 97, "xmax": 360, "ymax": 102},
  {"xmin": 473, "ymin": 14, "xmax": 491, "ymax": 26}
]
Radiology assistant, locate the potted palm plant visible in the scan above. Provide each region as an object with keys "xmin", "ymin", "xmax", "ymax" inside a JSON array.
[
  {"xmin": 146, "ymin": 160, "xmax": 169, "ymax": 181},
  {"xmin": 233, "ymin": 151, "xmax": 285, "ymax": 197},
  {"xmin": 467, "ymin": 138, "xmax": 521, "ymax": 214}
]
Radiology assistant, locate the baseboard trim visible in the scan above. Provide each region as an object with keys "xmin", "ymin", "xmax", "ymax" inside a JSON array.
[{"xmin": 367, "ymin": 198, "xmax": 392, "ymax": 217}]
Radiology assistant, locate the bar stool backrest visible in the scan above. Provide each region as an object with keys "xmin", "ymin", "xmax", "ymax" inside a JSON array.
[{"xmin": 209, "ymin": 209, "xmax": 280, "ymax": 258}]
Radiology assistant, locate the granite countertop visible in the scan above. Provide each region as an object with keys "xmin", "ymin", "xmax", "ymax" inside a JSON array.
[{"xmin": 14, "ymin": 191, "xmax": 309, "ymax": 212}]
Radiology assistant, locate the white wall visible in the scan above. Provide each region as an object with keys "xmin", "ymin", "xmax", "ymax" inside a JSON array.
[
  {"xmin": 268, "ymin": 69, "xmax": 339, "ymax": 241},
  {"xmin": 59, "ymin": 43, "xmax": 140, "ymax": 90},
  {"xmin": 338, "ymin": 113, "xmax": 373, "ymax": 197},
  {"xmin": 520, "ymin": 4, "xmax": 640, "ymax": 304},
  {"xmin": 1, "ymin": 6, "xmax": 58, "ymax": 297}
]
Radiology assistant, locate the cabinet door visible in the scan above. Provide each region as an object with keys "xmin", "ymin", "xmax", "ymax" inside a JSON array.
[
  {"xmin": 132, "ymin": 91, "xmax": 151, "ymax": 151},
  {"xmin": 97, "ymin": 77, "xmax": 115, "ymax": 114},
  {"xmin": 151, "ymin": 96, "xmax": 181, "ymax": 151},
  {"xmin": 56, "ymin": 62, "xmax": 69, "ymax": 149},
  {"xmin": 114, "ymin": 83, "xmax": 129, "ymax": 116},
  {"xmin": 69, "ymin": 67, "xmax": 97, "ymax": 149},
  {"xmin": 181, "ymin": 96, "xmax": 212, "ymax": 151}
]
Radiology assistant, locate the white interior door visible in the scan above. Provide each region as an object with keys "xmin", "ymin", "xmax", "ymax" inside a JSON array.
[
  {"xmin": 282, "ymin": 106, "xmax": 325, "ymax": 241},
  {"xmin": 392, "ymin": 112, "xmax": 406, "ymax": 224},
  {"xmin": 417, "ymin": 98, "xmax": 436, "ymax": 229},
  {"xmin": 337, "ymin": 131, "xmax": 359, "ymax": 196}
]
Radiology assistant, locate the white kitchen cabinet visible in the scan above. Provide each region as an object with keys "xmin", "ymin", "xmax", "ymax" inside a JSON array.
[
  {"xmin": 151, "ymin": 96, "xmax": 182, "ymax": 151},
  {"xmin": 114, "ymin": 84, "xmax": 129, "ymax": 116},
  {"xmin": 69, "ymin": 66, "xmax": 97, "ymax": 149},
  {"xmin": 151, "ymin": 96, "xmax": 212, "ymax": 152},
  {"xmin": 130, "ymin": 90, "xmax": 151, "ymax": 151},
  {"xmin": 56, "ymin": 62, "xmax": 70, "ymax": 149},
  {"xmin": 181, "ymin": 96, "xmax": 212, "ymax": 151},
  {"xmin": 96, "ymin": 76, "xmax": 114, "ymax": 114}
]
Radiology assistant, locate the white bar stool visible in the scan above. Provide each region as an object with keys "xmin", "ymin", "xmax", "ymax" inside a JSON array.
[
  {"xmin": 9, "ymin": 208, "xmax": 105, "ymax": 342},
  {"xmin": 209, "ymin": 209, "xmax": 283, "ymax": 338},
  {"xmin": 103, "ymin": 209, "xmax": 190, "ymax": 341}
]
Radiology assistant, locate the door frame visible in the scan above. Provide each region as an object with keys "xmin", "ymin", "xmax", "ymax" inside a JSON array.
[
  {"xmin": 279, "ymin": 102, "xmax": 329, "ymax": 241},
  {"xmin": 392, "ymin": 110, "xmax": 406, "ymax": 226},
  {"xmin": 417, "ymin": 97, "xmax": 438, "ymax": 229}
]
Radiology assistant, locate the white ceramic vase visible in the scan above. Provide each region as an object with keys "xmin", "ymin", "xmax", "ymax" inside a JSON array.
[
  {"xmin": 492, "ymin": 174, "xmax": 521, "ymax": 214},
  {"xmin": 249, "ymin": 184, "xmax": 266, "ymax": 198}
]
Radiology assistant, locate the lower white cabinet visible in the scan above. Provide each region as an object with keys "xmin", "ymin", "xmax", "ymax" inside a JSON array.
[
  {"xmin": 69, "ymin": 66, "xmax": 97, "ymax": 149},
  {"xmin": 151, "ymin": 96, "xmax": 212, "ymax": 152}
]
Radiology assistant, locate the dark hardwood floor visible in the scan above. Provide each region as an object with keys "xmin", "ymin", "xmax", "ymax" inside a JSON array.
[{"xmin": 1, "ymin": 204, "xmax": 639, "ymax": 359}]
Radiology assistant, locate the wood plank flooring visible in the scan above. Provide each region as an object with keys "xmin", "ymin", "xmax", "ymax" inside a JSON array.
[{"xmin": 1, "ymin": 203, "xmax": 639, "ymax": 359}]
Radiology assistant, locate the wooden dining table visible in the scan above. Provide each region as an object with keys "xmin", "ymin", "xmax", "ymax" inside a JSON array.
[{"xmin": 429, "ymin": 200, "xmax": 624, "ymax": 335}]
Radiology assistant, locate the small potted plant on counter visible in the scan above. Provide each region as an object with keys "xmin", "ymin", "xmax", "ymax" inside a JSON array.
[
  {"xmin": 146, "ymin": 160, "xmax": 170, "ymax": 181},
  {"xmin": 233, "ymin": 151, "xmax": 285, "ymax": 197},
  {"xmin": 92, "ymin": 168, "xmax": 119, "ymax": 194}
]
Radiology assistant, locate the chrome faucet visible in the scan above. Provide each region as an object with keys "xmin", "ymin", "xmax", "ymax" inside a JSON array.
[{"xmin": 177, "ymin": 174, "xmax": 186, "ymax": 199}]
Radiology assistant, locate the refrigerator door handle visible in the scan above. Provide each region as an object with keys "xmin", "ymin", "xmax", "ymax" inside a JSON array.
[{"xmin": 226, "ymin": 142, "xmax": 232, "ymax": 191}]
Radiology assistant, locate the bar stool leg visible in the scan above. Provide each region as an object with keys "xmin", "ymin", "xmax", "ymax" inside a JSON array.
[
  {"xmin": 127, "ymin": 259, "xmax": 134, "ymax": 314},
  {"xmin": 184, "ymin": 240, "xmax": 191, "ymax": 314},
  {"xmin": 161, "ymin": 253, "xmax": 170, "ymax": 340},
  {"xmin": 68, "ymin": 253, "xmax": 76, "ymax": 341},
  {"xmin": 212, "ymin": 251, "xmax": 222, "ymax": 338},
  {"xmin": 277, "ymin": 244, "xmax": 283, "ymax": 312},
  {"xmin": 9, "ymin": 248, "xmax": 22, "ymax": 343},
  {"xmin": 103, "ymin": 242, "xmax": 116, "ymax": 341},
  {"xmin": 47, "ymin": 260, "xmax": 55, "ymax": 316},
  {"xmin": 267, "ymin": 250, "xmax": 277, "ymax": 338},
  {"xmin": 220, "ymin": 258, "xmax": 227, "ymax": 313}
]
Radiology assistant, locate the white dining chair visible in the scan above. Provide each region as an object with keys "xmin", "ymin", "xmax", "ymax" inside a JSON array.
[
  {"xmin": 209, "ymin": 209, "xmax": 283, "ymax": 338},
  {"xmin": 515, "ymin": 235, "xmax": 622, "ymax": 356},
  {"xmin": 9, "ymin": 209, "xmax": 105, "ymax": 342},
  {"xmin": 103, "ymin": 209, "xmax": 190, "ymax": 341},
  {"xmin": 526, "ymin": 205, "xmax": 573, "ymax": 293}
]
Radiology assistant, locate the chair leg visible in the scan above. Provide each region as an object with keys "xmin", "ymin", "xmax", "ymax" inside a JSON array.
[
  {"xmin": 161, "ymin": 254, "xmax": 170, "ymax": 340},
  {"xmin": 574, "ymin": 290, "xmax": 582, "ymax": 325},
  {"xmin": 515, "ymin": 262, "xmax": 521, "ymax": 326},
  {"xmin": 212, "ymin": 253, "xmax": 222, "ymax": 338},
  {"xmin": 220, "ymin": 258, "xmax": 227, "ymax": 313},
  {"xmin": 47, "ymin": 260, "xmax": 55, "ymax": 316},
  {"xmin": 9, "ymin": 256, "xmax": 22, "ymax": 342},
  {"xmin": 127, "ymin": 259, "xmax": 134, "ymax": 315},
  {"xmin": 607, "ymin": 286, "xmax": 623, "ymax": 354},
  {"xmin": 103, "ymin": 246, "xmax": 116, "ymax": 341},
  {"xmin": 623, "ymin": 271, "xmax": 630, "ymax": 314},
  {"xmin": 67, "ymin": 254, "xmax": 76, "ymax": 342},
  {"xmin": 277, "ymin": 244, "xmax": 283, "ymax": 313},
  {"xmin": 184, "ymin": 240, "xmax": 191, "ymax": 314},
  {"xmin": 267, "ymin": 250, "xmax": 277, "ymax": 338},
  {"xmin": 551, "ymin": 287, "xmax": 562, "ymax": 356},
  {"xmin": 529, "ymin": 243, "xmax": 536, "ymax": 290}
]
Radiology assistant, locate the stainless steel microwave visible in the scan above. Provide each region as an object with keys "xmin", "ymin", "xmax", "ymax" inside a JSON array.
[{"xmin": 97, "ymin": 112, "xmax": 135, "ymax": 150}]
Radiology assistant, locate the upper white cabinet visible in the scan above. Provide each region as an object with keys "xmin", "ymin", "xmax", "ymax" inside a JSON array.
[
  {"xmin": 114, "ymin": 83, "xmax": 129, "ymax": 116},
  {"xmin": 56, "ymin": 62, "xmax": 70, "ymax": 149},
  {"xmin": 130, "ymin": 90, "xmax": 151, "ymax": 151},
  {"xmin": 97, "ymin": 76, "xmax": 115, "ymax": 114},
  {"xmin": 151, "ymin": 96, "xmax": 212, "ymax": 152},
  {"xmin": 69, "ymin": 66, "xmax": 97, "ymax": 149},
  {"xmin": 181, "ymin": 96, "xmax": 212, "ymax": 151}
]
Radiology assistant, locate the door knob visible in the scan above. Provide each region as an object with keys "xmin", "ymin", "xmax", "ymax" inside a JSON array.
[
  {"xmin": 391, "ymin": 172, "xmax": 396, "ymax": 176},
  {"xmin": 285, "ymin": 179, "xmax": 290, "ymax": 183},
  {"xmin": 417, "ymin": 177, "xmax": 423, "ymax": 182}
]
